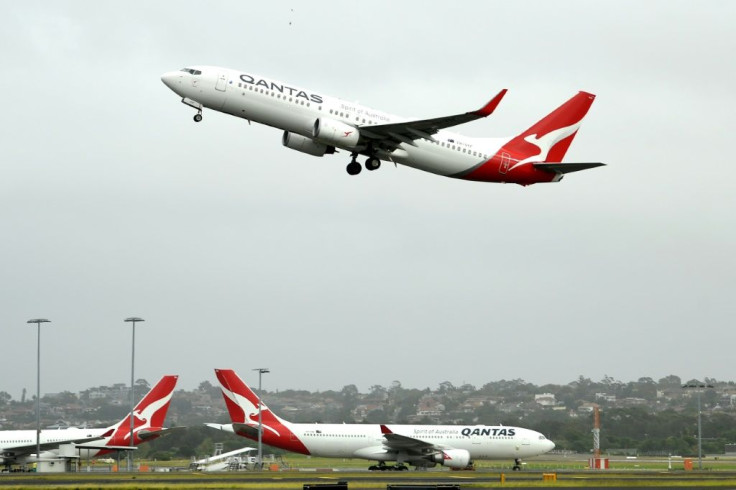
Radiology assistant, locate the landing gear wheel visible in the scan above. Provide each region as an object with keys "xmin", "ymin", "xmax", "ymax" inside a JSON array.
[
  {"xmin": 365, "ymin": 157, "xmax": 381, "ymax": 171},
  {"xmin": 193, "ymin": 113, "xmax": 203, "ymax": 122},
  {"xmin": 347, "ymin": 160, "xmax": 362, "ymax": 175},
  {"xmin": 513, "ymin": 458, "xmax": 522, "ymax": 471}
]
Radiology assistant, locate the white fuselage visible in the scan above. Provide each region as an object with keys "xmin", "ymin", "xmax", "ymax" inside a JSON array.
[
  {"xmin": 0, "ymin": 427, "xmax": 110, "ymax": 464},
  {"xmin": 212, "ymin": 421, "xmax": 554, "ymax": 462},
  {"xmin": 161, "ymin": 66, "xmax": 509, "ymax": 177},
  {"xmin": 294, "ymin": 423, "xmax": 552, "ymax": 461}
]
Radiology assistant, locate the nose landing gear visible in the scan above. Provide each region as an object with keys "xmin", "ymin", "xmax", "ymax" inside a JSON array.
[{"xmin": 193, "ymin": 111, "xmax": 203, "ymax": 122}]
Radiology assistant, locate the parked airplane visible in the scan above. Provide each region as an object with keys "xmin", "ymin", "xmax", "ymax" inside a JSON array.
[
  {"xmin": 161, "ymin": 66, "xmax": 603, "ymax": 185},
  {"xmin": 0, "ymin": 375, "xmax": 178, "ymax": 468},
  {"xmin": 206, "ymin": 369, "xmax": 554, "ymax": 471}
]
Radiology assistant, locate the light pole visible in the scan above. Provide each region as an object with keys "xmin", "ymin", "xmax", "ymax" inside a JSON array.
[
  {"xmin": 683, "ymin": 382, "xmax": 714, "ymax": 470},
  {"xmin": 253, "ymin": 368, "xmax": 269, "ymax": 470},
  {"xmin": 27, "ymin": 319, "xmax": 50, "ymax": 465},
  {"xmin": 124, "ymin": 317, "xmax": 144, "ymax": 472}
]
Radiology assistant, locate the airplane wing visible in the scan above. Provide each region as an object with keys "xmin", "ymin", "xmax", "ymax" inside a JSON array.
[
  {"xmin": 2, "ymin": 429, "xmax": 114, "ymax": 457},
  {"xmin": 380, "ymin": 425, "xmax": 443, "ymax": 453},
  {"xmin": 359, "ymin": 90, "xmax": 507, "ymax": 148}
]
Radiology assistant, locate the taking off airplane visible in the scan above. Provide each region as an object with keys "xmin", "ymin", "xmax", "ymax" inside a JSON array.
[
  {"xmin": 161, "ymin": 66, "xmax": 603, "ymax": 185},
  {"xmin": 206, "ymin": 369, "xmax": 554, "ymax": 471},
  {"xmin": 0, "ymin": 375, "xmax": 178, "ymax": 468}
]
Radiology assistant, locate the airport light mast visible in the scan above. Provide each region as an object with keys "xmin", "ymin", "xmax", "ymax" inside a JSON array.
[
  {"xmin": 124, "ymin": 317, "xmax": 144, "ymax": 472},
  {"xmin": 683, "ymin": 382, "xmax": 714, "ymax": 470},
  {"xmin": 27, "ymin": 318, "xmax": 51, "ymax": 465},
  {"xmin": 253, "ymin": 368, "xmax": 269, "ymax": 470}
]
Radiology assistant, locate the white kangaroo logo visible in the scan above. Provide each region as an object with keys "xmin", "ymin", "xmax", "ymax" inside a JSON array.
[{"xmin": 508, "ymin": 121, "xmax": 581, "ymax": 171}]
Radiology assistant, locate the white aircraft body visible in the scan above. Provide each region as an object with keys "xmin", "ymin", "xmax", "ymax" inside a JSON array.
[
  {"xmin": 207, "ymin": 370, "xmax": 554, "ymax": 471},
  {"xmin": 161, "ymin": 66, "xmax": 603, "ymax": 185},
  {"xmin": 0, "ymin": 376, "xmax": 178, "ymax": 468}
]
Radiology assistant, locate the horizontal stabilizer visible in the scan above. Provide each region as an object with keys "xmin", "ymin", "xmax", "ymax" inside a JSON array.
[
  {"xmin": 78, "ymin": 445, "xmax": 139, "ymax": 451},
  {"xmin": 533, "ymin": 162, "xmax": 606, "ymax": 174},
  {"xmin": 138, "ymin": 426, "xmax": 183, "ymax": 440},
  {"xmin": 232, "ymin": 423, "xmax": 260, "ymax": 439}
]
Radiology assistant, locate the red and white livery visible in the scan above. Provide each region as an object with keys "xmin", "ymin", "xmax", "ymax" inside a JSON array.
[
  {"xmin": 161, "ymin": 66, "xmax": 604, "ymax": 185},
  {"xmin": 0, "ymin": 375, "xmax": 178, "ymax": 467},
  {"xmin": 206, "ymin": 369, "xmax": 554, "ymax": 470}
]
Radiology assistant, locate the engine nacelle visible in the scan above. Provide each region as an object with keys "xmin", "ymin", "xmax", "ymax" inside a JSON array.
[
  {"xmin": 282, "ymin": 131, "xmax": 334, "ymax": 157},
  {"xmin": 312, "ymin": 118, "xmax": 360, "ymax": 148},
  {"xmin": 427, "ymin": 449, "xmax": 471, "ymax": 469}
]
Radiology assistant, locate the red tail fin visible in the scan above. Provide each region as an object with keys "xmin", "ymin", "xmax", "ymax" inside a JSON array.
[
  {"xmin": 504, "ymin": 91, "xmax": 596, "ymax": 164},
  {"xmin": 460, "ymin": 91, "xmax": 598, "ymax": 184},
  {"xmin": 214, "ymin": 369, "xmax": 311, "ymax": 455},
  {"xmin": 109, "ymin": 375, "xmax": 178, "ymax": 444},
  {"xmin": 215, "ymin": 369, "xmax": 283, "ymax": 427}
]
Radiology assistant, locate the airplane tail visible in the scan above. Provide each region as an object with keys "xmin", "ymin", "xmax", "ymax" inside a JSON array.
[
  {"xmin": 461, "ymin": 91, "xmax": 603, "ymax": 183},
  {"xmin": 214, "ymin": 369, "xmax": 286, "ymax": 426},
  {"xmin": 503, "ymin": 91, "xmax": 595, "ymax": 164},
  {"xmin": 214, "ymin": 369, "xmax": 311, "ymax": 455},
  {"xmin": 108, "ymin": 375, "xmax": 178, "ymax": 444}
]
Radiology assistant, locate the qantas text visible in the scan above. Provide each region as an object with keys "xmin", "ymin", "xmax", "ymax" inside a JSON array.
[
  {"xmin": 461, "ymin": 427, "xmax": 516, "ymax": 437},
  {"xmin": 240, "ymin": 74, "xmax": 323, "ymax": 104}
]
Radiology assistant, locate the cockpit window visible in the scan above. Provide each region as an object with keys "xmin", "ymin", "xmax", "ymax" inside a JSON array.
[
  {"xmin": 180, "ymin": 68, "xmax": 202, "ymax": 75},
  {"xmin": 539, "ymin": 435, "xmax": 546, "ymax": 440}
]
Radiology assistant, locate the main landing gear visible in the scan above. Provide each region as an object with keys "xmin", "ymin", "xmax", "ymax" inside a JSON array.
[
  {"xmin": 193, "ymin": 111, "xmax": 203, "ymax": 122},
  {"xmin": 513, "ymin": 458, "xmax": 522, "ymax": 471},
  {"xmin": 368, "ymin": 462, "xmax": 408, "ymax": 471},
  {"xmin": 346, "ymin": 154, "xmax": 381, "ymax": 175}
]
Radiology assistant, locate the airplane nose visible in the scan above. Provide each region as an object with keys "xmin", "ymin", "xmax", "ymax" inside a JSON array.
[
  {"xmin": 547, "ymin": 439, "xmax": 556, "ymax": 451},
  {"xmin": 160, "ymin": 71, "xmax": 179, "ymax": 90}
]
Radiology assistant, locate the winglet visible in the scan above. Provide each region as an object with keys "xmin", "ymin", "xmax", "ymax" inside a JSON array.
[
  {"xmin": 380, "ymin": 424, "xmax": 392, "ymax": 435},
  {"xmin": 474, "ymin": 89, "xmax": 507, "ymax": 117}
]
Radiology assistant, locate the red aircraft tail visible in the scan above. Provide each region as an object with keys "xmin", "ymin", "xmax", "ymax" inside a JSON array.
[
  {"xmin": 461, "ymin": 91, "xmax": 603, "ymax": 184},
  {"xmin": 214, "ymin": 369, "xmax": 311, "ymax": 455},
  {"xmin": 107, "ymin": 375, "xmax": 178, "ymax": 445}
]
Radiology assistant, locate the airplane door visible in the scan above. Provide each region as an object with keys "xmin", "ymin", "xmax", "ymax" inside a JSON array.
[
  {"xmin": 215, "ymin": 72, "xmax": 228, "ymax": 92},
  {"xmin": 498, "ymin": 152, "xmax": 511, "ymax": 174}
]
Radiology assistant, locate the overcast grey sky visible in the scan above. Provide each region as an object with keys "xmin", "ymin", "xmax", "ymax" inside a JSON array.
[{"xmin": 1, "ymin": 1, "xmax": 734, "ymax": 399}]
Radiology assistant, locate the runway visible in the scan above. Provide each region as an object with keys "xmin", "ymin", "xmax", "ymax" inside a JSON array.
[{"xmin": 3, "ymin": 470, "xmax": 736, "ymax": 488}]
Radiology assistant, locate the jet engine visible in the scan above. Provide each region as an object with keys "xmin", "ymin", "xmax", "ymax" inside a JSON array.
[
  {"xmin": 426, "ymin": 449, "xmax": 471, "ymax": 469},
  {"xmin": 312, "ymin": 118, "xmax": 360, "ymax": 148},
  {"xmin": 282, "ymin": 131, "xmax": 335, "ymax": 157}
]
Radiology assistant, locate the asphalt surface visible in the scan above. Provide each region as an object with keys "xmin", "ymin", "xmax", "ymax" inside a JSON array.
[{"xmin": 3, "ymin": 470, "xmax": 736, "ymax": 488}]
